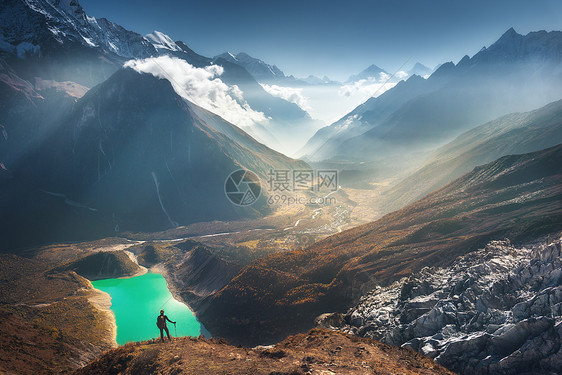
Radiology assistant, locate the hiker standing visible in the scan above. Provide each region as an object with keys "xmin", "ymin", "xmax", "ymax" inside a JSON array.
[{"xmin": 157, "ymin": 309, "xmax": 176, "ymax": 342}]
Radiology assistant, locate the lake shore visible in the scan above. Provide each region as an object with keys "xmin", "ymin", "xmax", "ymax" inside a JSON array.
[
  {"xmin": 149, "ymin": 263, "xmax": 210, "ymax": 337},
  {"xmin": 85, "ymin": 282, "xmax": 118, "ymax": 348}
]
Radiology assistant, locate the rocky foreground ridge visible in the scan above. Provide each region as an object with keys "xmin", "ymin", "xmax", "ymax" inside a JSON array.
[
  {"xmin": 322, "ymin": 236, "xmax": 562, "ymax": 374},
  {"xmin": 75, "ymin": 329, "xmax": 454, "ymax": 375}
]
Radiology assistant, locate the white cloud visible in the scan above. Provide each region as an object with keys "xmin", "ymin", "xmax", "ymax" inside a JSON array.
[
  {"xmin": 395, "ymin": 70, "xmax": 409, "ymax": 80},
  {"xmin": 124, "ymin": 56, "xmax": 268, "ymax": 129},
  {"xmin": 338, "ymin": 70, "xmax": 410, "ymax": 101},
  {"xmin": 338, "ymin": 78, "xmax": 398, "ymax": 101},
  {"xmin": 260, "ymin": 83, "xmax": 310, "ymax": 111}
]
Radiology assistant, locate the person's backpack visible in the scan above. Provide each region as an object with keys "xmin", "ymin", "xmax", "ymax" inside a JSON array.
[{"xmin": 156, "ymin": 314, "xmax": 165, "ymax": 328}]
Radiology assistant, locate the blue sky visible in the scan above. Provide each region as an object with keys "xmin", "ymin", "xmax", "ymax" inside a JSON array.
[{"xmin": 81, "ymin": 0, "xmax": 562, "ymax": 81}]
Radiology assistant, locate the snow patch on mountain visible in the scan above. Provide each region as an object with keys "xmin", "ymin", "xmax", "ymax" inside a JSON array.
[
  {"xmin": 214, "ymin": 52, "xmax": 285, "ymax": 82},
  {"xmin": 326, "ymin": 236, "xmax": 562, "ymax": 374},
  {"xmin": 145, "ymin": 31, "xmax": 181, "ymax": 52},
  {"xmin": 2, "ymin": 0, "xmax": 156, "ymax": 60},
  {"xmin": 124, "ymin": 56, "xmax": 268, "ymax": 129}
]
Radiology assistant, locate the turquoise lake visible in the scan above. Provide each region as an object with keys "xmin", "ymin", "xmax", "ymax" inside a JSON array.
[{"xmin": 92, "ymin": 272, "xmax": 207, "ymax": 345}]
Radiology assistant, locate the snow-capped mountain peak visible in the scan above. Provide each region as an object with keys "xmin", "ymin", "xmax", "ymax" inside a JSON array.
[
  {"xmin": 145, "ymin": 30, "xmax": 181, "ymax": 52},
  {"xmin": 51, "ymin": 0, "xmax": 86, "ymax": 20},
  {"xmin": 214, "ymin": 51, "xmax": 285, "ymax": 82},
  {"xmin": 1, "ymin": 0, "xmax": 156, "ymax": 60}
]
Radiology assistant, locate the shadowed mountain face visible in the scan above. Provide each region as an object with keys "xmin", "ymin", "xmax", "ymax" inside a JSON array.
[
  {"xmin": 199, "ymin": 144, "xmax": 562, "ymax": 346},
  {"xmin": 383, "ymin": 99, "xmax": 562, "ymax": 212},
  {"xmin": 0, "ymin": 0, "xmax": 318, "ymax": 155},
  {"xmin": 53, "ymin": 250, "xmax": 140, "ymax": 280},
  {"xmin": 0, "ymin": 68, "xmax": 308, "ymax": 250},
  {"xmin": 302, "ymin": 29, "xmax": 562, "ymax": 166}
]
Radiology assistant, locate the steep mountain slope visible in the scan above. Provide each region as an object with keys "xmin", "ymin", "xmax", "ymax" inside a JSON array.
[
  {"xmin": 198, "ymin": 144, "xmax": 562, "ymax": 345},
  {"xmin": 75, "ymin": 329, "xmax": 454, "ymax": 375},
  {"xmin": 0, "ymin": 0, "xmax": 155, "ymax": 86},
  {"xmin": 1, "ymin": 68, "xmax": 308, "ymax": 250},
  {"xmin": 215, "ymin": 52, "xmax": 285, "ymax": 82},
  {"xmin": 302, "ymin": 29, "xmax": 562, "ymax": 164},
  {"xmin": 384, "ymin": 99, "xmax": 562, "ymax": 212},
  {"xmin": 335, "ymin": 237, "xmax": 562, "ymax": 375}
]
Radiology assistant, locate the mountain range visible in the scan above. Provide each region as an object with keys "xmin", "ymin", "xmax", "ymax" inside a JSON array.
[
  {"xmin": 215, "ymin": 51, "xmax": 342, "ymax": 87},
  {"xmin": 1, "ymin": 1, "xmax": 562, "ymax": 373},
  {"xmin": 301, "ymin": 29, "xmax": 562, "ymax": 170},
  {"xmin": 0, "ymin": 0, "xmax": 321, "ymax": 156},
  {"xmin": 0, "ymin": 0, "xmax": 314, "ymax": 250},
  {"xmin": 214, "ymin": 52, "xmax": 286, "ymax": 83},
  {"xmin": 346, "ymin": 64, "xmax": 388, "ymax": 83}
]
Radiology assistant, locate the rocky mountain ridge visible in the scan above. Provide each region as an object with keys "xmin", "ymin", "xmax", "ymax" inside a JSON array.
[{"xmin": 328, "ymin": 236, "xmax": 562, "ymax": 374}]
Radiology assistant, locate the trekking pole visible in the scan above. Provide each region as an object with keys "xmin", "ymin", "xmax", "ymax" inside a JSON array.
[{"xmin": 174, "ymin": 322, "xmax": 177, "ymax": 337}]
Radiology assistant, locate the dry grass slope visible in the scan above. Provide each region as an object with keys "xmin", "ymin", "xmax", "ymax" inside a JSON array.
[
  {"xmin": 200, "ymin": 145, "xmax": 562, "ymax": 345},
  {"xmin": 75, "ymin": 329, "xmax": 454, "ymax": 375}
]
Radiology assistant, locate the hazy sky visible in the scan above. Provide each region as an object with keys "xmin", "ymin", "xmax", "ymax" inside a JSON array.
[{"xmin": 81, "ymin": 0, "xmax": 562, "ymax": 81}]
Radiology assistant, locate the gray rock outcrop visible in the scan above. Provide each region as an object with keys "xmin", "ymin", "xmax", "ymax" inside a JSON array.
[{"xmin": 331, "ymin": 236, "xmax": 562, "ymax": 374}]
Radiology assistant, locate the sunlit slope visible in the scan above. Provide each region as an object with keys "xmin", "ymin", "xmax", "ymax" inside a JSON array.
[
  {"xmin": 384, "ymin": 99, "xmax": 562, "ymax": 212},
  {"xmin": 200, "ymin": 144, "xmax": 562, "ymax": 345}
]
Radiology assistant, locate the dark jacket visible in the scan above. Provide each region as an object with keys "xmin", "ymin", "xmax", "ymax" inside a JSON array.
[{"xmin": 156, "ymin": 314, "xmax": 174, "ymax": 328}]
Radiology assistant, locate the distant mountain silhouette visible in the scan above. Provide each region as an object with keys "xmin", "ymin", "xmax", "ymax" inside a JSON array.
[
  {"xmin": 214, "ymin": 52, "xmax": 286, "ymax": 82},
  {"xmin": 384, "ymin": 99, "xmax": 562, "ymax": 212},
  {"xmin": 346, "ymin": 64, "xmax": 388, "ymax": 83},
  {"xmin": 301, "ymin": 29, "xmax": 562, "ymax": 168}
]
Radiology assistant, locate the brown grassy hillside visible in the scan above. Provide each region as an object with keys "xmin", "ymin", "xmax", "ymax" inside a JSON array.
[
  {"xmin": 75, "ymin": 329, "xmax": 454, "ymax": 375},
  {"xmin": 199, "ymin": 144, "xmax": 562, "ymax": 345},
  {"xmin": 0, "ymin": 255, "xmax": 115, "ymax": 374}
]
